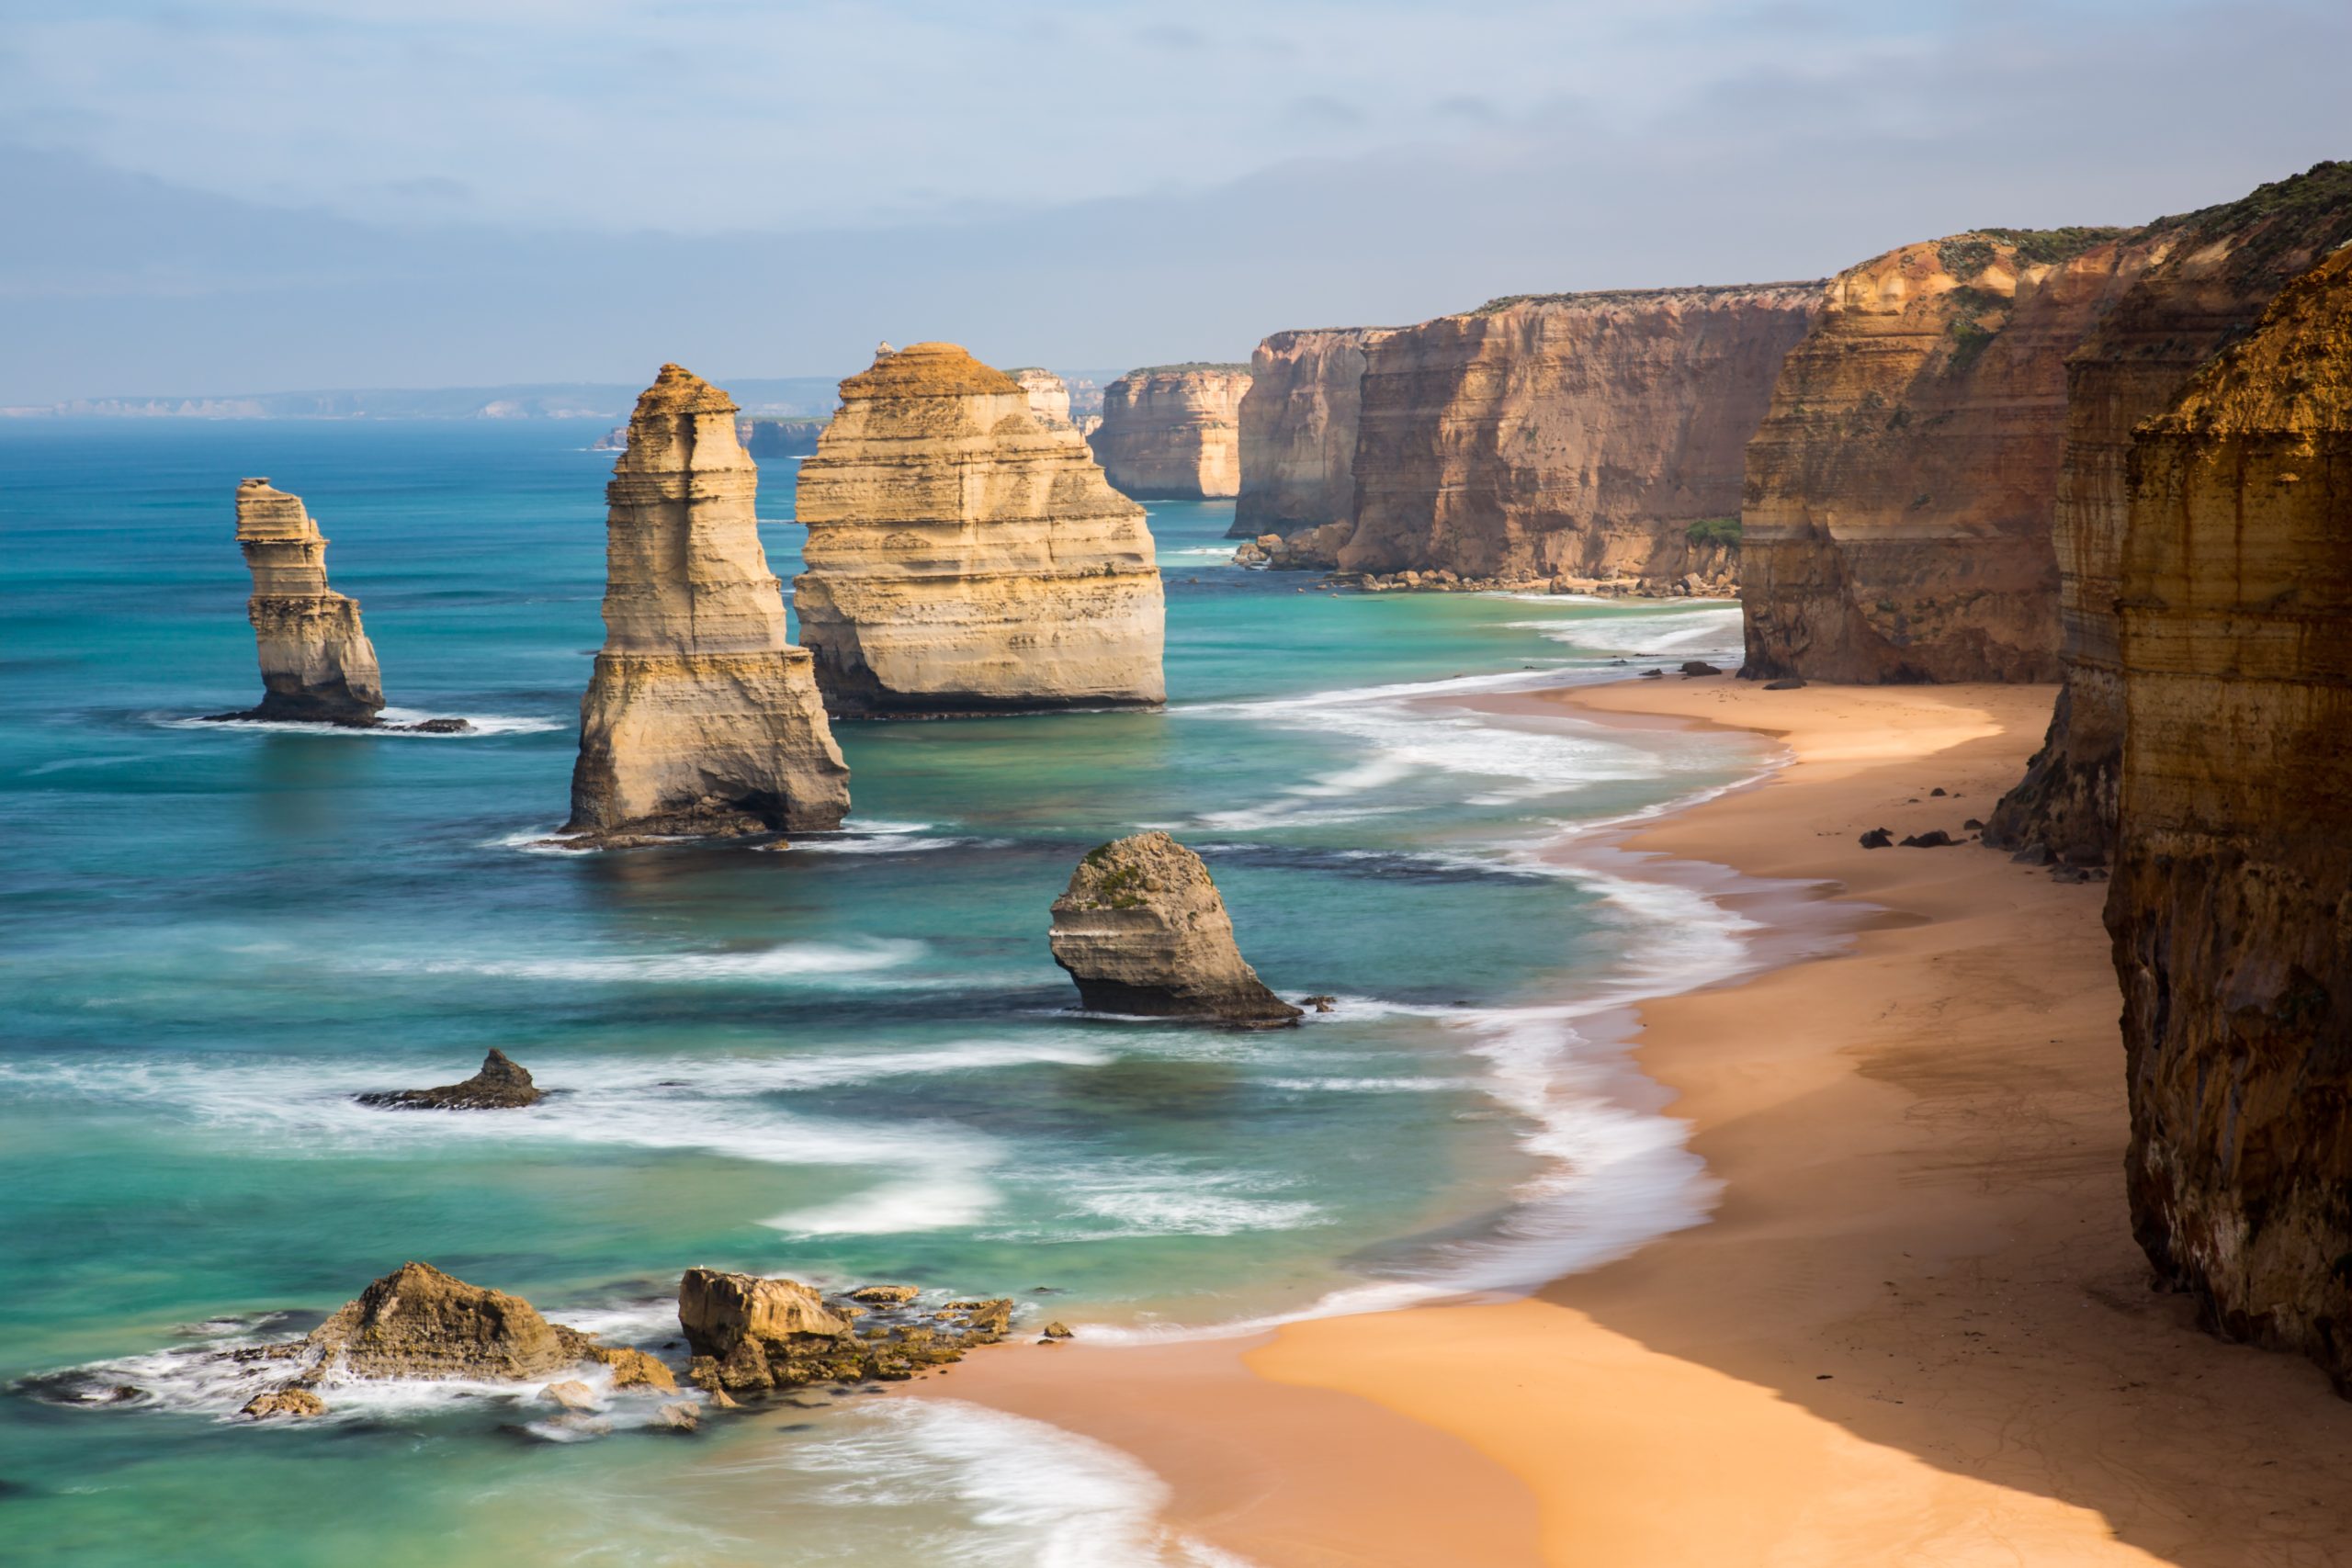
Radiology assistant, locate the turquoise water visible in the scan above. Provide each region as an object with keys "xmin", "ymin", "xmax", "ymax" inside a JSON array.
[{"xmin": 0, "ymin": 421, "xmax": 1765, "ymax": 1565}]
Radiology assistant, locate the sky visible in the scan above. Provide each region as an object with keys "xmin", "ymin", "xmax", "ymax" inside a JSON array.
[{"xmin": 2, "ymin": 0, "xmax": 2346, "ymax": 403}]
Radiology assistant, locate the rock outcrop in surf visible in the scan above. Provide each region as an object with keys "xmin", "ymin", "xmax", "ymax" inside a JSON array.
[
  {"xmin": 1049, "ymin": 831, "xmax": 1302, "ymax": 1027},
  {"xmin": 355, "ymin": 1049, "xmax": 543, "ymax": 1111},
  {"xmin": 564, "ymin": 364, "xmax": 850, "ymax": 840},
  {"xmin": 677, "ymin": 1268, "xmax": 1013, "ymax": 1398},
  {"xmin": 791, "ymin": 343, "xmax": 1165, "ymax": 717},
  {"xmin": 222, "ymin": 478, "xmax": 386, "ymax": 726},
  {"xmin": 2106, "ymin": 246, "xmax": 2352, "ymax": 1394}
]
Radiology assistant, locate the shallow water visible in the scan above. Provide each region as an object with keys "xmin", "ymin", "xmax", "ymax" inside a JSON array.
[{"xmin": 0, "ymin": 421, "xmax": 1768, "ymax": 1564}]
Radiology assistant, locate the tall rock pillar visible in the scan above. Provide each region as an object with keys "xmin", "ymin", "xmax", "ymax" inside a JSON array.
[{"xmin": 231, "ymin": 478, "xmax": 386, "ymax": 725}]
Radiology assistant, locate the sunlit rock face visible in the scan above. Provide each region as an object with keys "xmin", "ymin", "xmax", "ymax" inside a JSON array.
[
  {"xmin": 1007, "ymin": 367, "xmax": 1073, "ymax": 428},
  {"xmin": 1229, "ymin": 326, "xmax": 1396, "ymax": 542},
  {"xmin": 1338, "ymin": 284, "xmax": 1821, "ymax": 581},
  {"xmin": 2107, "ymin": 246, "xmax": 2352, "ymax": 1392},
  {"xmin": 231, "ymin": 478, "xmax": 386, "ymax": 724},
  {"xmin": 1989, "ymin": 162, "xmax": 2352, "ymax": 863},
  {"xmin": 1090, "ymin": 365, "xmax": 1251, "ymax": 499},
  {"xmin": 792, "ymin": 343, "xmax": 1165, "ymax": 717},
  {"xmin": 1739, "ymin": 230, "xmax": 2164, "ymax": 683},
  {"xmin": 565, "ymin": 364, "xmax": 849, "ymax": 838}
]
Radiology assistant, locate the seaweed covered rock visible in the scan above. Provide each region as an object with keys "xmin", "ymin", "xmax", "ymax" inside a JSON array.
[
  {"xmin": 676, "ymin": 1268, "xmax": 1012, "ymax": 1396},
  {"xmin": 1049, "ymin": 832, "xmax": 1302, "ymax": 1027},
  {"xmin": 355, "ymin": 1049, "xmax": 543, "ymax": 1111}
]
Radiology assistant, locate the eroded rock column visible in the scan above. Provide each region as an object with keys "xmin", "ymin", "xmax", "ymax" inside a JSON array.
[{"xmin": 230, "ymin": 478, "xmax": 386, "ymax": 725}]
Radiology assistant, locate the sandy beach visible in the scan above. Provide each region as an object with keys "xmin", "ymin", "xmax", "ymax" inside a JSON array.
[{"xmin": 952, "ymin": 675, "xmax": 2352, "ymax": 1566}]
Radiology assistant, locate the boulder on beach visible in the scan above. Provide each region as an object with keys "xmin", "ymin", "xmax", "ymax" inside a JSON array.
[
  {"xmin": 355, "ymin": 1049, "xmax": 544, "ymax": 1111},
  {"xmin": 1048, "ymin": 832, "xmax": 1303, "ymax": 1027},
  {"xmin": 677, "ymin": 1268, "xmax": 1013, "ymax": 1397}
]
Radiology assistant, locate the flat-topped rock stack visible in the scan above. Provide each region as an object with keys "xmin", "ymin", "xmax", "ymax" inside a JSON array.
[
  {"xmin": 1089, "ymin": 364, "xmax": 1252, "ymax": 499},
  {"xmin": 791, "ymin": 343, "xmax": 1165, "ymax": 717},
  {"xmin": 226, "ymin": 479, "xmax": 386, "ymax": 725},
  {"xmin": 1008, "ymin": 367, "xmax": 1074, "ymax": 428},
  {"xmin": 564, "ymin": 364, "xmax": 849, "ymax": 840}
]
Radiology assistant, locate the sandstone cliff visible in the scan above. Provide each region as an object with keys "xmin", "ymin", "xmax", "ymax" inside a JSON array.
[
  {"xmin": 1089, "ymin": 364, "xmax": 1251, "ymax": 499},
  {"xmin": 1229, "ymin": 327, "xmax": 1396, "ymax": 540},
  {"xmin": 792, "ymin": 343, "xmax": 1165, "ymax": 716},
  {"xmin": 1740, "ymin": 229, "xmax": 2161, "ymax": 682},
  {"xmin": 1340, "ymin": 285, "xmax": 1821, "ymax": 580},
  {"xmin": 228, "ymin": 478, "xmax": 386, "ymax": 724},
  {"xmin": 1049, "ymin": 832, "xmax": 1301, "ymax": 1026},
  {"xmin": 565, "ymin": 365, "xmax": 849, "ymax": 839},
  {"xmin": 1008, "ymin": 367, "xmax": 1073, "ymax": 427},
  {"xmin": 2106, "ymin": 246, "xmax": 2352, "ymax": 1391},
  {"xmin": 1990, "ymin": 162, "xmax": 2352, "ymax": 861}
]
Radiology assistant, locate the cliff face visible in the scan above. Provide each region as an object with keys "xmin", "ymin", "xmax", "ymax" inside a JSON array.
[
  {"xmin": 2107, "ymin": 247, "xmax": 2352, "ymax": 1389},
  {"xmin": 1990, "ymin": 163, "xmax": 2352, "ymax": 861},
  {"xmin": 231, "ymin": 478, "xmax": 386, "ymax": 724},
  {"xmin": 1740, "ymin": 230, "xmax": 2161, "ymax": 682},
  {"xmin": 1228, "ymin": 327, "xmax": 1395, "ymax": 540},
  {"xmin": 1089, "ymin": 365, "xmax": 1251, "ymax": 499},
  {"xmin": 1340, "ymin": 285, "xmax": 1821, "ymax": 580},
  {"xmin": 1008, "ymin": 367, "xmax": 1073, "ymax": 428},
  {"xmin": 565, "ymin": 364, "xmax": 849, "ymax": 838},
  {"xmin": 792, "ymin": 343, "xmax": 1165, "ymax": 716}
]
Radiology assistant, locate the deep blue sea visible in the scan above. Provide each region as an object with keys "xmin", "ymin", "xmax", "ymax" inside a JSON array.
[{"xmin": 0, "ymin": 419, "xmax": 1766, "ymax": 1565}]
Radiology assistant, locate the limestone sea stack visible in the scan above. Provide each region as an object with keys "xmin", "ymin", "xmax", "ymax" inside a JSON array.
[
  {"xmin": 791, "ymin": 343, "xmax": 1165, "ymax": 716},
  {"xmin": 227, "ymin": 479, "xmax": 386, "ymax": 725},
  {"xmin": 2106, "ymin": 246, "xmax": 2352, "ymax": 1392},
  {"xmin": 1739, "ymin": 229, "xmax": 2159, "ymax": 682},
  {"xmin": 1990, "ymin": 161, "xmax": 2352, "ymax": 863},
  {"xmin": 1339, "ymin": 285, "xmax": 1822, "ymax": 581},
  {"xmin": 565, "ymin": 365, "xmax": 849, "ymax": 839},
  {"xmin": 1008, "ymin": 367, "xmax": 1074, "ymax": 427},
  {"xmin": 1229, "ymin": 326, "xmax": 1396, "ymax": 547},
  {"xmin": 1049, "ymin": 832, "xmax": 1302, "ymax": 1027},
  {"xmin": 1089, "ymin": 364, "xmax": 1252, "ymax": 499}
]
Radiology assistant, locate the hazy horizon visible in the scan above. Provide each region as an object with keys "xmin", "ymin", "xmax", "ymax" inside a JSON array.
[{"xmin": 5, "ymin": 0, "xmax": 2346, "ymax": 404}]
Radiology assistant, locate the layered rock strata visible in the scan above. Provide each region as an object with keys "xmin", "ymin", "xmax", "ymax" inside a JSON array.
[
  {"xmin": 1229, "ymin": 327, "xmax": 1396, "ymax": 540},
  {"xmin": 2106, "ymin": 246, "xmax": 2352, "ymax": 1391},
  {"xmin": 1089, "ymin": 364, "xmax": 1251, "ymax": 498},
  {"xmin": 355, "ymin": 1049, "xmax": 543, "ymax": 1110},
  {"xmin": 227, "ymin": 478, "xmax": 386, "ymax": 724},
  {"xmin": 1340, "ymin": 286, "xmax": 1822, "ymax": 581},
  {"xmin": 1991, "ymin": 162, "xmax": 2352, "ymax": 860},
  {"xmin": 792, "ymin": 343, "xmax": 1165, "ymax": 716},
  {"xmin": 1740, "ymin": 229, "xmax": 2161, "ymax": 682},
  {"xmin": 677, "ymin": 1268, "xmax": 1012, "ymax": 1397},
  {"xmin": 565, "ymin": 365, "xmax": 849, "ymax": 839},
  {"xmin": 1049, "ymin": 831, "xmax": 1302, "ymax": 1026},
  {"xmin": 1008, "ymin": 367, "xmax": 1073, "ymax": 428}
]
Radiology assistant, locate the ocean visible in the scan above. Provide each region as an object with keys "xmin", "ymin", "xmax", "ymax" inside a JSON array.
[{"xmin": 0, "ymin": 419, "xmax": 1770, "ymax": 1565}]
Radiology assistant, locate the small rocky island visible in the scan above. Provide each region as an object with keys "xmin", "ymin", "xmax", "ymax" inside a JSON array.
[
  {"xmin": 678, "ymin": 1268, "xmax": 1012, "ymax": 1400},
  {"xmin": 216, "ymin": 478, "xmax": 387, "ymax": 726},
  {"xmin": 791, "ymin": 343, "xmax": 1166, "ymax": 717},
  {"xmin": 356, "ymin": 1049, "xmax": 544, "ymax": 1110},
  {"xmin": 564, "ymin": 365, "xmax": 851, "ymax": 841},
  {"xmin": 1049, "ymin": 831, "xmax": 1303, "ymax": 1027}
]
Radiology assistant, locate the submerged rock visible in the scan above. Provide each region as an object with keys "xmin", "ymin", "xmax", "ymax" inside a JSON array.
[
  {"xmin": 677, "ymin": 1268, "xmax": 1011, "ymax": 1397},
  {"xmin": 240, "ymin": 1388, "xmax": 328, "ymax": 1419},
  {"xmin": 565, "ymin": 364, "xmax": 850, "ymax": 840},
  {"xmin": 220, "ymin": 479, "xmax": 385, "ymax": 726},
  {"xmin": 1048, "ymin": 832, "xmax": 1303, "ymax": 1027},
  {"xmin": 355, "ymin": 1049, "xmax": 543, "ymax": 1111}
]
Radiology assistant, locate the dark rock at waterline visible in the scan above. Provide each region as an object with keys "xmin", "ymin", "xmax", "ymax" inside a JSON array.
[
  {"xmin": 1640, "ymin": 668, "xmax": 1665, "ymax": 680},
  {"xmin": 1859, "ymin": 828, "xmax": 1894, "ymax": 850},
  {"xmin": 356, "ymin": 1049, "xmax": 543, "ymax": 1110},
  {"xmin": 1679, "ymin": 660, "xmax": 1724, "ymax": 677},
  {"xmin": 1299, "ymin": 995, "xmax": 1338, "ymax": 1013},
  {"xmin": 1899, "ymin": 829, "xmax": 1957, "ymax": 848}
]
